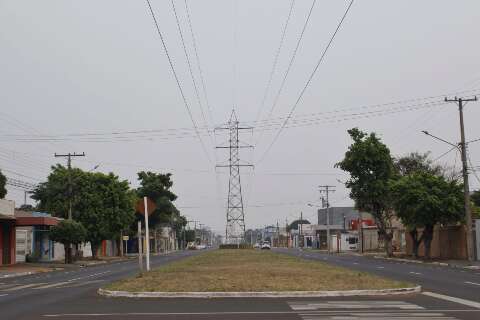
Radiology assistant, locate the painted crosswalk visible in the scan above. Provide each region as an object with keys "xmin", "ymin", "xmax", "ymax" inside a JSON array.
[
  {"xmin": 288, "ymin": 301, "xmax": 459, "ymax": 320},
  {"xmin": 288, "ymin": 301, "xmax": 425, "ymax": 311}
]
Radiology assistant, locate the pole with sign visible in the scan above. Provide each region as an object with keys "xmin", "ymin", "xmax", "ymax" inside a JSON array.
[
  {"xmin": 143, "ymin": 196, "xmax": 150, "ymax": 271},
  {"xmin": 137, "ymin": 221, "xmax": 143, "ymax": 272},
  {"xmin": 136, "ymin": 197, "xmax": 156, "ymax": 272}
]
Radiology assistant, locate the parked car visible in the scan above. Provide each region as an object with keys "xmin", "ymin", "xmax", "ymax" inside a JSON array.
[
  {"xmin": 253, "ymin": 243, "xmax": 261, "ymax": 249},
  {"xmin": 261, "ymin": 242, "xmax": 271, "ymax": 250}
]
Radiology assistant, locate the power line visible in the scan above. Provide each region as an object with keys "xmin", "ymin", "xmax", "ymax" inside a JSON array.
[
  {"xmin": 254, "ymin": 0, "xmax": 296, "ymax": 125},
  {"xmin": 0, "ymin": 99, "xmax": 451, "ymax": 144},
  {"xmin": 184, "ymin": 0, "xmax": 215, "ymax": 126},
  {"xmin": 255, "ymin": 0, "xmax": 316, "ymax": 147},
  {"xmin": 145, "ymin": 0, "xmax": 213, "ymax": 165},
  {"xmin": 170, "ymin": 0, "xmax": 212, "ymax": 140},
  {"xmin": 257, "ymin": 0, "xmax": 355, "ymax": 164},
  {"xmin": 432, "ymin": 146, "xmax": 458, "ymax": 162}
]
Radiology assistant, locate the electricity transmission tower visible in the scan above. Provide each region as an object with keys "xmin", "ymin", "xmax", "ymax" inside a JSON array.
[{"xmin": 216, "ymin": 110, "xmax": 253, "ymax": 244}]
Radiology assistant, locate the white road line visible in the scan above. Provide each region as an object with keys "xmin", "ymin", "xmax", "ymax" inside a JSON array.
[
  {"xmin": 288, "ymin": 301, "xmax": 424, "ymax": 310},
  {"xmin": 3, "ymin": 283, "xmax": 47, "ymax": 291},
  {"xmin": 0, "ymin": 294, "xmax": 8, "ymax": 297},
  {"xmin": 33, "ymin": 282, "xmax": 71, "ymax": 289},
  {"xmin": 67, "ymin": 271, "xmax": 111, "ymax": 282},
  {"xmin": 409, "ymin": 272, "xmax": 422, "ymax": 275},
  {"xmin": 377, "ymin": 266, "xmax": 385, "ymax": 269},
  {"xmin": 465, "ymin": 281, "xmax": 480, "ymax": 286},
  {"xmin": 423, "ymin": 292, "xmax": 480, "ymax": 309}
]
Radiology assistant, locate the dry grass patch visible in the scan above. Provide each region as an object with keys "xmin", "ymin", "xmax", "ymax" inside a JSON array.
[{"xmin": 106, "ymin": 250, "xmax": 410, "ymax": 292}]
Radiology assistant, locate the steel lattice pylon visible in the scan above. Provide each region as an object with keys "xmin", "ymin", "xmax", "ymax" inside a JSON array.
[{"xmin": 216, "ymin": 110, "xmax": 253, "ymax": 244}]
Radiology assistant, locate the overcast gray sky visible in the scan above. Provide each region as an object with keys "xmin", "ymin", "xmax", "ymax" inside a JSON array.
[{"xmin": 1, "ymin": 0, "xmax": 480, "ymax": 233}]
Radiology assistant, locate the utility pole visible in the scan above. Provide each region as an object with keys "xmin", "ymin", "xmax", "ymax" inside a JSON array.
[
  {"xmin": 285, "ymin": 218, "xmax": 289, "ymax": 248},
  {"xmin": 299, "ymin": 211, "xmax": 303, "ymax": 248},
  {"xmin": 445, "ymin": 96, "xmax": 478, "ymax": 261},
  {"xmin": 54, "ymin": 152, "xmax": 85, "ymax": 220},
  {"xmin": 276, "ymin": 220, "xmax": 279, "ymax": 248},
  {"xmin": 319, "ymin": 185, "xmax": 335, "ymax": 254},
  {"xmin": 216, "ymin": 110, "xmax": 253, "ymax": 244}
]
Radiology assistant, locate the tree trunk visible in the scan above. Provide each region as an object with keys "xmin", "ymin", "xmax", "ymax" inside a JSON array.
[
  {"xmin": 410, "ymin": 229, "xmax": 421, "ymax": 258},
  {"xmin": 64, "ymin": 243, "xmax": 70, "ymax": 264},
  {"xmin": 423, "ymin": 225, "xmax": 434, "ymax": 259},
  {"xmin": 384, "ymin": 232, "xmax": 394, "ymax": 257},
  {"xmin": 91, "ymin": 242, "xmax": 100, "ymax": 260}
]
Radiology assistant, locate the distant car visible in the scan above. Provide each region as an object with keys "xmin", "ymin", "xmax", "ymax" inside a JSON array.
[
  {"xmin": 261, "ymin": 242, "xmax": 271, "ymax": 250},
  {"xmin": 254, "ymin": 243, "xmax": 261, "ymax": 249},
  {"xmin": 196, "ymin": 244, "xmax": 206, "ymax": 250}
]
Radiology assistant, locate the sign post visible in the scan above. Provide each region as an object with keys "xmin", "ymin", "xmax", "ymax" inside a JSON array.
[
  {"xmin": 143, "ymin": 196, "xmax": 151, "ymax": 271},
  {"xmin": 136, "ymin": 197, "xmax": 155, "ymax": 272},
  {"xmin": 137, "ymin": 221, "xmax": 143, "ymax": 272}
]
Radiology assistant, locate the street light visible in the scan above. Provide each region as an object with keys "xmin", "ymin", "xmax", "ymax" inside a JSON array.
[{"xmin": 421, "ymin": 131, "xmax": 459, "ymax": 149}]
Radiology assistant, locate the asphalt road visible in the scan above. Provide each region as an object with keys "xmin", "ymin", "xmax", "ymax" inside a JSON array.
[
  {"xmin": 274, "ymin": 248, "xmax": 480, "ymax": 302},
  {"xmin": 0, "ymin": 248, "xmax": 479, "ymax": 320}
]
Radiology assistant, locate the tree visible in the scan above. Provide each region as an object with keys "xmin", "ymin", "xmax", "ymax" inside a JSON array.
[
  {"xmin": 32, "ymin": 164, "xmax": 87, "ymax": 219},
  {"xmin": 472, "ymin": 190, "xmax": 480, "ymax": 207},
  {"xmin": 336, "ymin": 128, "xmax": 396, "ymax": 256},
  {"xmin": 471, "ymin": 190, "xmax": 480, "ymax": 218},
  {"xmin": 33, "ymin": 166, "xmax": 136, "ymax": 259},
  {"xmin": 394, "ymin": 152, "xmax": 443, "ymax": 177},
  {"xmin": 0, "ymin": 169, "xmax": 7, "ymax": 199},
  {"xmin": 136, "ymin": 171, "xmax": 183, "ymax": 228},
  {"xmin": 49, "ymin": 220, "xmax": 87, "ymax": 264},
  {"xmin": 391, "ymin": 172, "xmax": 463, "ymax": 258},
  {"xmin": 77, "ymin": 172, "xmax": 136, "ymax": 258},
  {"xmin": 287, "ymin": 219, "xmax": 311, "ymax": 232}
]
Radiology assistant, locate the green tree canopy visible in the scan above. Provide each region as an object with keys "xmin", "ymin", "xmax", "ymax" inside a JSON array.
[
  {"xmin": 0, "ymin": 169, "xmax": 7, "ymax": 199},
  {"xmin": 287, "ymin": 219, "xmax": 311, "ymax": 232},
  {"xmin": 394, "ymin": 152, "xmax": 443, "ymax": 177},
  {"xmin": 33, "ymin": 166, "xmax": 136, "ymax": 258},
  {"xmin": 49, "ymin": 220, "xmax": 87, "ymax": 263},
  {"xmin": 136, "ymin": 171, "xmax": 184, "ymax": 230},
  {"xmin": 391, "ymin": 172, "xmax": 463, "ymax": 258},
  {"xmin": 32, "ymin": 164, "xmax": 86, "ymax": 218},
  {"xmin": 336, "ymin": 128, "xmax": 396, "ymax": 256}
]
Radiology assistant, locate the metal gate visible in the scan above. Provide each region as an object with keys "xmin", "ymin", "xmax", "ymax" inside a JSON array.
[{"xmin": 16, "ymin": 229, "xmax": 28, "ymax": 263}]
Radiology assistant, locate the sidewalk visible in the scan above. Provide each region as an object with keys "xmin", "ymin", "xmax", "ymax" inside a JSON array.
[
  {"xmin": 0, "ymin": 255, "xmax": 134, "ymax": 279},
  {"xmin": 0, "ymin": 263, "xmax": 61, "ymax": 279}
]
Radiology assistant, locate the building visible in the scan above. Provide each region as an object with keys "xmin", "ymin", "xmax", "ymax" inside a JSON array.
[
  {"xmin": 14, "ymin": 210, "xmax": 64, "ymax": 262},
  {"xmin": 0, "ymin": 199, "xmax": 16, "ymax": 265}
]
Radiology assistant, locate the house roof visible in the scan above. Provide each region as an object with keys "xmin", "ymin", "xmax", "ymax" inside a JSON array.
[{"xmin": 14, "ymin": 210, "xmax": 61, "ymax": 226}]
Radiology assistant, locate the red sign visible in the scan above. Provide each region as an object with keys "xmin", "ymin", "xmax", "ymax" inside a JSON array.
[{"xmin": 136, "ymin": 198, "xmax": 156, "ymax": 216}]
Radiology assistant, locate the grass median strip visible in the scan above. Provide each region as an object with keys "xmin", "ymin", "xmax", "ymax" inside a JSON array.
[{"xmin": 105, "ymin": 250, "xmax": 411, "ymax": 292}]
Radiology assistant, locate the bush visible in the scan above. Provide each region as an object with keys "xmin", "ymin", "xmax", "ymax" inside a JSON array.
[{"xmin": 219, "ymin": 244, "xmax": 253, "ymax": 249}]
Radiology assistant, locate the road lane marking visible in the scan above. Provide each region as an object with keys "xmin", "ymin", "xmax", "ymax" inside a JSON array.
[
  {"xmin": 465, "ymin": 281, "xmax": 480, "ymax": 286},
  {"xmin": 3, "ymin": 283, "xmax": 47, "ymax": 291},
  {"xmin": 299, "ymin": 312, "xmax": 457, "ymax": 319},
  {"xmin": 409, "ymin": 272, "xmax": 422, "ymax": 275},
  {"xmin": 377, "ymin": 266, "xmax": 385, "ymax": 269},
  {"xmin": 0, "ymin": 294, "xmax": 7, "ymax": 297},
  {"xmin": 288, "ymin": 301, "xmax": 424, "ymax": 310},
  {"xmin": 33, "ymin": 282, "xmax": 71, "ymax": 289},
  {"xmin": 67, "ymin": 271, "xmax": 111, "ymax": 282},
  {"xmin": 423, "ymin": 292, "xmax": 480, "ymax": 309}
]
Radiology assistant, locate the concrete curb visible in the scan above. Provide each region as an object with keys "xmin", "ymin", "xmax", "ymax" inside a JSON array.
[{"xmin": 98, "ymin": 286, "xmax": 421, "ymax": 299}]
